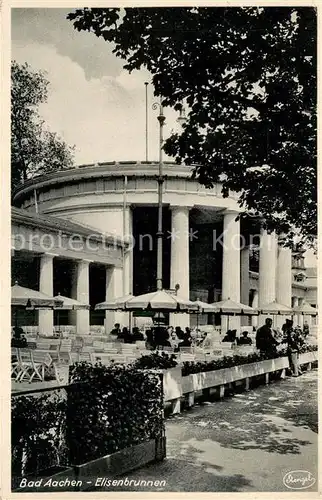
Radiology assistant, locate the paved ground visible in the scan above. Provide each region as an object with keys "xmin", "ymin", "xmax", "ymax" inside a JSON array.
[{"xmin": 98, "ymin": 369, "xmax": 318, "ymax": 493}]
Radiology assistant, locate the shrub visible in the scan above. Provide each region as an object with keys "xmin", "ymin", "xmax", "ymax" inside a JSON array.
[
  {"xmin": 11, "ymin": 389, "xmax": 68, "ymax": 487},
  {"xmin": 12, "ymin": 363, "xmax": 165, "ymax": 482},
  {"xmin": 67, "ymin": 362, "xmax": 164, "ymax": 464},
  {"xmin": 133, "ymin": 352, "xmax": 178, "ymax": 370},
  {"xmin": 181, "ymin": 345, "xmax": 317, "ymax": 376}
]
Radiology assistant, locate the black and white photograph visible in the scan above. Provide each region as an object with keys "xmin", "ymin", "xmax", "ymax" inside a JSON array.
[{"xmin": 3, "ymin": 2, "xmax": 319, "ymax": 496}]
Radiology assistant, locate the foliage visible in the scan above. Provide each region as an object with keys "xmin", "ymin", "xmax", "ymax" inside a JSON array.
[
  {"xmin": 133, "ymin": 352, "xmax": 178, "ymax": 370},
  {"xmin": 67, "ymin": 362, "xmax": 164, "ymax": 464},
  {"xmin": 67, "ymin": 7, "xmax": 317, "ymax": 243},
  {"xmin": 298, "ymin": 343, "xmax": 318, "ymax": 354},
  {"xmin": 182, "ymin": 344, "xmax": 317, "ymax": 376},
  {"xmin": 11, "ymin": 363, "xmax": 164, "ymax": 483},
  {"xmin": 11, "ymin": 389, "xmax": 68, "ymax": 488},
  {"xmin": 11, "ymin": 61, "xmax": 75, "ymax": 192}
]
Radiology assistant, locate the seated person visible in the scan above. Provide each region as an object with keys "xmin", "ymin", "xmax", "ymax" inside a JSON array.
[
  {"xmin": 222, "ymin": 330, "xmax": 235, "ymax": 342},
  {"xmin": 11, "ymin": 326, "xmax": 28, "ymax": 348},
  {"xmin": 238, "ymin": 331, "xmax": 252, "ymax": 345},
  {"xmin": 167, "ymin": 326, "xmax": 174, "ymax": 337},
  {"xmin": 196, "ymin": 331, "xmax": 207, "ymax": 346},
  {"xmin": 222, "ymin": 330, "xmax": 236, "ymax": 343},
  {"xmin": 158, "ymin": 331, "xmax": 172, "ymax": 347},
  {"xmin": 176, "ymin": 332, "xmax": 192, "ymax": 351},
  {"xmin": 169, "ymin": 330, "xmax": 179, "ymax": 349},
  {"xmin": 132, "ymin": 326, "xmax": 144, "ymax": 341},
  {"xmin": 175, "ymin": 326, "xmax": 184, "ymax": 340},
  {"xmin": 145, "ymin": 329, "xmax": 156, "ymax": 350},
  {"xmin": 122, "ymin": 327, "xmax": 135, "ymax": 343},
  {"xmin": 155, "ymin": 327, "xmax": 172, "ymax": 349},
  {"xmin": 110, "ymin": 323, "xmax": 121, "ymax": 336}
]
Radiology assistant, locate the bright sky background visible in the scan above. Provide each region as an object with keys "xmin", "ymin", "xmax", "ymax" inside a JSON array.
[
  {"xmin": 11, "ymin": 8, "xmax": 317, "ymax": 267},
  {"xmin": 11, "ymin": 8, "xmax": 180, "ymax": 166}
]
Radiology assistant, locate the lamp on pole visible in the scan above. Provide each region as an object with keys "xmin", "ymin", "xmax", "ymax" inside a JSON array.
[
  {"xmin": 152, "ymin": 101, "xmax": 166, "ymax": 291},
  {"xmin": 144, "ymin": 82, "xmax": 149, "ymax": 161}
]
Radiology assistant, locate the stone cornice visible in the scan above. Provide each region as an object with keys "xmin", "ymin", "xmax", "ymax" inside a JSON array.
[
  {"xmin": 13, "ymin": 162, "xmax": 197, "ymax": 201},
  {"xmin": 12, "ymin": 207, "xmax": 126, "ymax": 248}
]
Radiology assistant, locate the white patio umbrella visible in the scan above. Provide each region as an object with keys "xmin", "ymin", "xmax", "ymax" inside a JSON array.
[
  {"xmin": 54, "ymin": 293, "xmax": 90, "ymax": 310},
  {"xmin": 54, "ymin": 293, "xmax": 90, "ymax": 337},
  {"xmin": 11, "ymin": 282, "xmax": 63, "ymax": 330},
  {"xmin": 293, "ymin": 302, "xmax": 318, "ymax": 316},
  {"xmin": 124, "ymin": 290, "xmax": 198, "ymax": 312},
  {"xmin": 259, "ymin": 301, "xmax": 293, "ymax": 315},
  {"xmin": 95, "ymin": 294, "xmax": 135, "ymax": 333},
  {"xmin": 95, "ymin": 294, "xmax": 135, "ymax": 311},
  {"xmin": 259, "ymin": 300, "xmax": 293, "ymax": 328},
  {"xmin": 210, "ymin": 298, "xmax": 258, "ymax": 331},
  {"xmin": 192, "ymin": 300, "xmax": 217, "ymax": 329},
  {"xmin": 211, "ymin": 298, "xmax": 258, "ymax": 315},
  {"xmin": 11, "ymin": 282, "xmax": 63, "ymax": 308}
]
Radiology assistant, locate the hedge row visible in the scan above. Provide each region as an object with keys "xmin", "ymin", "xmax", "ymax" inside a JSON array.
[
  {"xmin": 12, "ymin": 363, "xmax": 164, "ymax": 483},
  {"xmin": 132, "ymin": 344, "xmax": 318, "ymax": 376}
]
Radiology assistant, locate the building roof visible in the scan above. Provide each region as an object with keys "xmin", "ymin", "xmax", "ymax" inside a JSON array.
[
  {"xmin": 12, "ymin": 161, "xmax": 196, "ymax": 201},
  {"xmin": 11, "ymin": 207, "xmax": 125, "ymax": 247}
]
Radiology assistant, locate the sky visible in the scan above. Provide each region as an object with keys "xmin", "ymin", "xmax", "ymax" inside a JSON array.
[
  {"xmin": 11, "ymin": 8, "xmax": 180, "ymax": 166},
  {"xmin": 11, "ymin": 8, "xmax": 317, "ymax": 267}
]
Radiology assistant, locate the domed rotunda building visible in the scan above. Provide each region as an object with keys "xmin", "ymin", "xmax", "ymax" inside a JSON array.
[{"xmin": 12, "ymin": 161, "xmax": 315, "ymax": 335}]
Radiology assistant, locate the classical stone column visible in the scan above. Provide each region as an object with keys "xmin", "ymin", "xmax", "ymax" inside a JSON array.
[
  {"xmin": 292, "ymin": 297, "xmax": 300, "ymax": 327},
  {"xmin": 71, "ymin": 259, "xmax": 91, "ymax": 335},
  {"xmin": 276, "ymin": 242, "xmax": 292, "ymax": 327},
  {"xmin": 221, "ymin": 210, "xmax": 241, "ymax": 331},
  {"xmin": 38, "ymin": 253, "xmax": 55, "ymax": 336},
  {"xmin": 251, "ymin": 290, "xmax": 259, "ymax": 328},
  {"xmin": 170, "ymin": 206, "xmax": 190, "ymax": 328},
  {"xmin": 105, "ymin": 265, "xmax": 125, "ymax": 334},
  {"xmin": 240, "ymin": 246, "xmax": 250, "ymax": 326},
  {"xmin": 123, "ymin": 207, "xmax": 133, "ymax": 297},
  {"xmin": 297, "ymin": 297, "xmax": 305, "ymax": 328},
  {"xmin": 259, "ymin": 229, "xmax": 277, "ymax": 307}
]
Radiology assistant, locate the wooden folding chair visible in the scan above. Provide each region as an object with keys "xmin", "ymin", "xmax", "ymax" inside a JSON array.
[
  {"xmin": 37, "ymin": 341, "xmax": 51, "ymax": 350},
  {"xmin": 11, "ymin": 348, "xmax": 21, "ymax": 380},
  {"xmin": 93, "ymin": 340, "xmax": 105, "ymax": 351},
  {"xmin": 68, "ymin": 352, "xmax": 80, "ymax": 364},
  {"xmin": 179, "ymin": 353, "xmax": 196, "ymax": 362},
  {"xmin": 15, "ymin": 349, "xmax": 33, "ymax": 382},
  {"xmin": 125, "ymin": 355, "xmax": 138, "ymax": 364},
  {"xmin": 157, "ymin": 346, "xmax": 174, "ymax": 353},
  {"xmin": 179, "ymin": 347, "xmax": 193, "ymax": 354},
  {"xmin": 76, "ymin": 352, "xmax": 94, "ymax": 363},
  {"xmin": 103, "ymin": 347, "xmax": 119, "ymax": 355},
  {"xmin": 18, "ymin": 350, "xmax": 52, "ymax": 383},
  {"xmin": 109, "ymin": 354, "xmax": 127, "ymax": 364}
]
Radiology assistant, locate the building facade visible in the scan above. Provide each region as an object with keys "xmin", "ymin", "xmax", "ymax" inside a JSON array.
[{"xmin": 12, "ymin": 161, "xmax": 317, "ymax": 333}]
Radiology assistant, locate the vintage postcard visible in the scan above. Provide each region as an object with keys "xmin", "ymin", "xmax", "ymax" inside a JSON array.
[{"xmin": 1, "ymin": 1, "xmax": 319, "ymax": 498}]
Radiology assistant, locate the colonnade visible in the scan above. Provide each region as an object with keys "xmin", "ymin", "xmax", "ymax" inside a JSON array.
[{"xmin": 36, "ymin": 206, "xmax": 294, "ymax": 335}]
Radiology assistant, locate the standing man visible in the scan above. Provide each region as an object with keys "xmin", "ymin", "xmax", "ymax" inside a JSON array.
[
  {"xmin": 303, "ymin": 321, "xmax": 310, "ymax": 337},
  {"xmin": 282, "ymin": 321, "xmax": 304, "ymax": 377},
  {"xmin": 256, "ymin": 318, "xmax": 279, "ymax": 357}
]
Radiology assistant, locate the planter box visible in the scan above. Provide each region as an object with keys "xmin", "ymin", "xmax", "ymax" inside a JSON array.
[
  {"xmin": 162, "ymin": 367, "xmax": 182, "ymax": 402},
  {"xmin": 182, "ymin": 357, "xmax": 289, "ymax": 394},
  {"xmin": 299, "ymin": 351, "xmax": 318, "ymax": 365},
  {"xmin": 12, "ymin": 438, "xmax": 166, "ymax": 493}
]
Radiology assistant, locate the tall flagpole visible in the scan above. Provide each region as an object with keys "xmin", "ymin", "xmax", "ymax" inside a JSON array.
[{"xmin": 144, "ymin": 82, "xmax": 149, "ymax": 161}]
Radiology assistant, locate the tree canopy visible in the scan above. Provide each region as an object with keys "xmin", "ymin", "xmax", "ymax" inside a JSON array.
[
  {"xmin": 11, "ymin": 61, "xmax": 75, "ymax": 192},
  {"xmin": 67, "ymin": 7, "xmax": 317, "ymax": 244}
]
